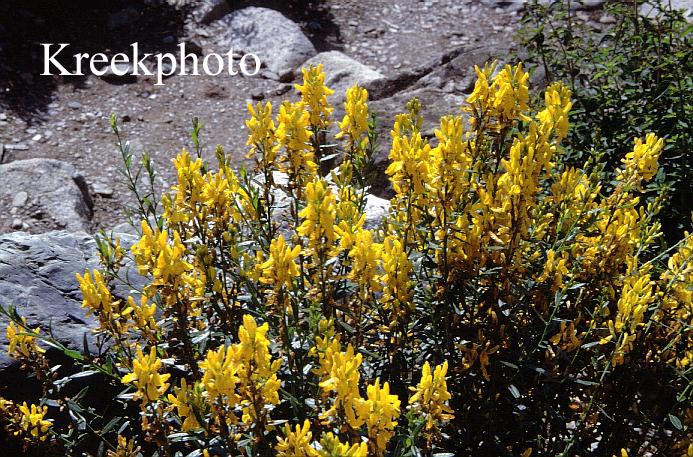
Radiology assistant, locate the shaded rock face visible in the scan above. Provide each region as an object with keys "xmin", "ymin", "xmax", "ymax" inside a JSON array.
[
  {"xmin": 0, "ymin": 231, "xmax": 99, "ymax": 371},
  {"xmin": 0, "ymin": 230, "xmax": 143, "ymax": 373},
  {"xmin": 208, "ymin": 6, "xmax": 317, "ymax": 79},
  {"xmin": 0, "ymin": 159, "xmax": 93, "ymax": 234}
]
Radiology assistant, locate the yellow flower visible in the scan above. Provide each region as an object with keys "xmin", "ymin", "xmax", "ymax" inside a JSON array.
[
  {"xmin": 429, "ymin": 115, "xmax": 471, "ymax": 212},
  {"xmin": 319, "ymin": 344, "xmax": 363, "ymax": 428},
  {"xmin": 358, "ymin": 379, "xmax": 400, "ymax": 456},
  {"xmin": 234, "ymin": 314, "xmax": 282, "ymax": 426},
  {"xmin": 17, "ymin": 402, "xmax": 52, "ymax": 441},
  {"xmin": 167, "ymin": 378, "xmax": 203, "ymax": 431},
  {"xmin": 409, "ymin": 361, "xmax": 454, "ymax": 434},
  {"xmin": 277, "ymin": 101, "xmax": 317, "ymax": 191},
  {"xmin": 386, "ymin": 122, "xmax": 431, "ymax": 198},
  {"xmin": 6, "ymin": 318, "xmax": 44, "ymax": 360},
  {"xmin": 619, "ymin": 133, "xmax": 663, "ymax": 183},
  {"xmin": 317, "ymin": 432, "xmax": 368, "ymax": 457},
  {"xmin": 536, "ymin": 82, "xmax": 572, "ymax": 141},
  {"xmin": 466, "ymin": 62, "xmax": 529, "ymax": 130},
  {"xmin": 258, "ymin": 235, "xmax": 301, "ymax": 289},
  {"xmin": 246, "ymin": 101, "xmax": 278, "ymax": 167},
  {"xmin": 276, "ymin": 419, "xmax": 319, "ymax": 457},
  {"xmin": 132, "ymin": 222, "xmax": 192, "ymax": 292},
  {"xmin": 199, "ymin": 345, "xmax": 239, "ymax": 403},
  {"xmin": 298, "ymin": 179, "xmax": 337, "ymax": 255},
  {"xmin": 295, "ymin": 64, "xmax": 334, "ymax": 130},
  {"xmin": 76, "ymin": 269, "xmax": 131, "ymax": 333},
  {"xmin": 347, "ymin": 229, "xmax": 382, "ymax": 294},
  {"xmin": 121, "ymin": 346, "xmax": 171, "ymax": 404},
  {"xmin": 380, "ymin": 236, "xmax": 413, "ymax": 319},
  {"xmin": 337, "ymin": 84, "xmax": 370, "ymax": 153}
]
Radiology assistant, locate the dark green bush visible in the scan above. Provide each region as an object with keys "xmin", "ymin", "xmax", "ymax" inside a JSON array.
[{"xmin": 519, "ymin": 0, "xmax": 692, "ymax": 238}]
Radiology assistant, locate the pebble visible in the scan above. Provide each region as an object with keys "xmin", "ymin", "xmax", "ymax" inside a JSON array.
[
  {"xmin": 31, "ymin": 134, "xmax": 42, "ymax": 142},
  {"xmin": 11, "ymin": 219, "xmax": 23, "ymax": 230},
  {"xmin": 5, "ymin": 144, "xmax": 29, "ymax": 151},
  {"xmin": 92, "ymin": 182, "xmax": 114, "ymax": 198},
  {"xmin": 68, "ymin": 101, "xmax": 82, "ymax": 110},
  {"xmin": 12, "ymin": 191, "xmax": 29, "ymax": 208},
  {"xmin": 0, "ymin": 113, "xmax": 7, "ymax": 121}
]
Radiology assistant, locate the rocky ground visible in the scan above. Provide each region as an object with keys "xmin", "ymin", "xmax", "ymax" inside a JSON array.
[
  {"xmin": 0, "ymin": 0, "xmax": 530, "ymax": 234},
  {"xmin": 1, "ymin": 0, "xmax": 690, "ymax": 377}
]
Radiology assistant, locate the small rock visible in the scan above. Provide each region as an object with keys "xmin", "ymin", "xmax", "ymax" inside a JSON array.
[
  {"xmin": 31, "ymin": 134, "xmax": 42, "ymax": 142},
  {"xmin": 92, "ymin": 182, "xmax": 114, "ymax": 198},
  {"xmin": 12, "ymin": 191, "xmax": 28, "ymax": 208},
  {"xmin": 274, "ymin": 84, "xmax": 291, "ymax": 96},
  {"xmin": 5, "ymin": 143, "xmax": 29, "ymax": 151},
  {"xmin": 11, "ymin": 218, "xmax": 23, "ymax": 229},
  {"xmin": 251, "ymin": 91, "xmax": 265, "ymax": 101},
  {"xmin": 0, "ymin": 113, "xmax": 6, "ymax": 121},
  {"xmin": 122, "ymin": 115, "xmax": 132, "ymax": 122},
  {"xmin": 67, "ymin": 101, "xmax": 82, "ymax": 110}
]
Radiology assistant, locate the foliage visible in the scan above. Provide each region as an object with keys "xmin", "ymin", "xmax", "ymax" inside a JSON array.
[
  {"xmin": 519, "ymin": 0, "xmax": 692, "ymax": 239},
  {"xmin": 1, "ymin": 62, "xmax": 691, "ymax": 456}
]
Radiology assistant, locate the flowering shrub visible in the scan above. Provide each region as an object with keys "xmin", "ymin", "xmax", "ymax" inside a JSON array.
[{"xmin": 1, "ymin": 62, "xmax": 691, "ymax": 456}]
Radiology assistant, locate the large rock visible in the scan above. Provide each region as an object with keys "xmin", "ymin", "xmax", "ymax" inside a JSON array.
[
  {"xmin": 208, "ymin": 7, "xmax": 316, "ymax": 79},
  {"xmin": 0, "ymin": 159, "xmax": 93, "ymax": 234},
  {"xmin": 301, "ymin": 51, "xmax": 384, "ymax": 104},
  {"xmin": 0, "ymin": 231, "xmax": 142, "ymax": 371}
]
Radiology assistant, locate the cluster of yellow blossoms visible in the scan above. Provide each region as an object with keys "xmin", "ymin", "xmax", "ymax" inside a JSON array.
[{"xmin": 2, "ymin": 60, "xmax": 689, "ymax": 456}]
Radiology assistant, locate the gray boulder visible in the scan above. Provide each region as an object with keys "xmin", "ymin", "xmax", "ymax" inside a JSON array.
[
  {"xmin": 0, "ymin": 230, "xmax": 143, "ymax": 371},
  {"xmin": 208, "ymin": 7, "xmax": 316, "ymax": 79},
  {"xmin": 0, "ymin": 159, "xmax": 93, "ymax": 234}
]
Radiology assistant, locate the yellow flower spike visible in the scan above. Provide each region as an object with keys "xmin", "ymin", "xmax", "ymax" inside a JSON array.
[
  {"xmin": 199, "ymin": 345, "xmax": 239, "ymax": 403},
  {"xmin": 380, "ymin": 235, "xmax": 413, "ymax": 320},
  {"xmin": 276, "ymin": 101, "xmax": 317, "ymax": 193},
  {"xmin": 409, "ymin": 361, "xmax": 454, "ymax": 435},
  {"xmin": 295, "ymin": 64, "xmax": 334, "ymax": 131},
  {"xmin": 17, "ymin": 402, "xmax": 52, "ymax": 441},
  {"xmin": 233, "ymin": 315, "xmax": 282, "ymax": 427},
  {"xmin": 536, "ymin": 82, "xmax": 572, "ymax": 141},
  {"xmin": 298, "ymin": 179, "xmax": 337, "ymax": 256},
  {"xmin": 465, "ymin": 61, "xmax": 529, "ymax": 130},
  {"xmin": 347, "ymin": 229, "xmax": 382, "ymax": 294},
  {"xmin": 275, "ymin": 419, "xmax": 319, "ymax": 457},
  {"xmin": 76, "ymin": 269, "xmax": 133, "ymax": 334},
  {"xmin": 358, "ymin": 379, "xmax": 400, "ymax": 456},
  {"xmin": 121, "ymin": 346, "xmax": 171, "ymax": 405},
  {"xmin": 258, "ymin": 235, "xmax": 301, "ymax": 289},
  {"xmin": 167, "ymin": 378, "xmax": 203, "ymax": 431},
  {"xmin": 246, "ymin": 100, "xmax": 278, "ymax": 166},
  {"xmin": 319, "ymin": 344, "xmax": 364, "ymax": 428},
  {"xmin": 6, "ymin": 318, "xmax": 45, "ymax": 360},
  {"xmin": 619, "ymin": 133, "xmax": 664, "ymax": 184},
  {"xmin": 337, "ymin": 84, "xmax": 370, "ymax": 153}
]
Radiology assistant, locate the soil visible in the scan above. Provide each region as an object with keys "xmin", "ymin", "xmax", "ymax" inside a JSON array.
[{"xmin": 0, "ymin": 0, "xmax": 525, "ymax": 232}]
